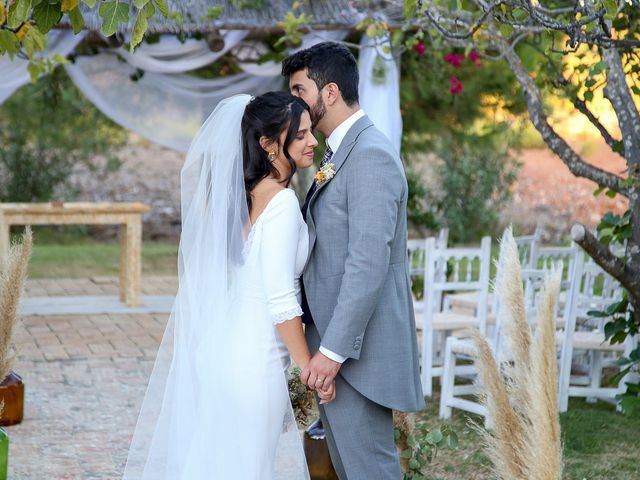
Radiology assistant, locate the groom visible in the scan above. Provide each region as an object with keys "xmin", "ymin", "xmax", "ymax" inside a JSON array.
[{"xmin": 283, "ymin": 42, "xmax": 424, "ymax": 479}]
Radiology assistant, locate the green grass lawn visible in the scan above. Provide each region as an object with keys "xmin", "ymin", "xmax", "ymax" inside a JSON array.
[
  {"xmin": 415, "ymin": 394, "xmax": 640, "ymax": 480},
  {"xmin": 21, "ymin": 228, "xmax": 178, "ymax": 278}
]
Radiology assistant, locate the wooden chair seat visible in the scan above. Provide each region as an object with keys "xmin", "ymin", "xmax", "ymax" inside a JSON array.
[
  {"xmin": 556, "ymin": 331, "xmax": 625, "ymax": 352},
  {"xmin": 432, "ymin": 312, "xmax": 480, "ymax": 331}
]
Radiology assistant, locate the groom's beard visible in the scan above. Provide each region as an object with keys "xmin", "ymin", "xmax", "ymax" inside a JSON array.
[{"xmin": 310, "ymin": 93, "xmax": 327, "ymax": 129}]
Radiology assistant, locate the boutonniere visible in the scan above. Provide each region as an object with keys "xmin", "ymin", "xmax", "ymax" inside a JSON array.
[{"xmin": 314, "ymin": 162, "xmax": 336, "ymax": 186}]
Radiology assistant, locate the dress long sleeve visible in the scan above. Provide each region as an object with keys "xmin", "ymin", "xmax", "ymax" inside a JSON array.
[{"xmin": 259, "ymin": 190, "xmax": 304, "ymax": 325}]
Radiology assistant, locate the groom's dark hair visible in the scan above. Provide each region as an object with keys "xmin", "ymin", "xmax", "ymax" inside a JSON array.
[{"xmin": 282, "ymin": 42, "xmax": 359, "ymax": 106}]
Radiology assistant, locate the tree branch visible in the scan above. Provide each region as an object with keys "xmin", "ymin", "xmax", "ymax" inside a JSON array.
[
  {"xmin": 496, "ymin": 38, "xmax": 629, "ymax": 196},
  {"xmin": 415, "ymin": 1, "xmax": 640, "ymax": 49},
  {"xmin": 572, "ymin": 97, "xmax": 624, "ymax": 159},
  {"xmin": 422, "ymin": 5, "xmax": 498, "ymax": 40},
  {"xmin": 571, "ymin": 224, "xmax": 640, "ymax": 300}
]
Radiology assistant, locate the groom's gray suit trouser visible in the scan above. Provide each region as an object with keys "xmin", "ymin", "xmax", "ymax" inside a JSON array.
[{"xmin": 308, "ymin": 324, "xmax": 401, "ymax": 480}]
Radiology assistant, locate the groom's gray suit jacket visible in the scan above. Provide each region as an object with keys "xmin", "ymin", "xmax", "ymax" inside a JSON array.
[{"xmin": 304, "ymin": 115, "xmax": 424, "ymax": 412}]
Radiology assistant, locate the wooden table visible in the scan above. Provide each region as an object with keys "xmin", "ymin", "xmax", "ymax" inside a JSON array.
[{"xmin": 0, "ymin": 202, "xmax": 151, "ymax": 307}]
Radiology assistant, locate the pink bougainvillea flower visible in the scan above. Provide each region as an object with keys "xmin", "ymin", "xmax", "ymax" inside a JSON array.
[
  {"xmin": 468, "ymin": 50, "xmax": 481, "ymax": 66},
  {"xmin": 449, "ymin": 77, "xmax": 463, "ymax": 95},
  {"xmin": 444, "ymin": 53, "xmax": 465, "ymax": 67},
  {"xmin": 414, "ymin": 42, "xmax": 426, "ymax": 55}
]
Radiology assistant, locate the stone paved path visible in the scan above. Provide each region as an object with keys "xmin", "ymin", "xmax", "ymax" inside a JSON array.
[{"xmin": 6, "ymin": 277, "xmax": 176, "ymax": 479}]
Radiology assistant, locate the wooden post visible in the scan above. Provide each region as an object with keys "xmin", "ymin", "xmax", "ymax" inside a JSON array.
[
  {"xmin": 0, "ymin": 213, "xmax": 9, "ymax": 265},
  {"xmin": 122, "ymin": 216, "xmax": 142, "ymax": 307}
]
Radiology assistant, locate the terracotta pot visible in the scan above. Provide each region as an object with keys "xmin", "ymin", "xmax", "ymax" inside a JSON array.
[
  {"xmin": 0, "ymin": 372, "xmax": 24, "ymax": 426},
  {"xmin": 0, "ymin": 427, "xmax": 7, "ymax": 480},
  {"xmin": 303, "ymin": 418, "xmax": 338, "ymax": 480}
]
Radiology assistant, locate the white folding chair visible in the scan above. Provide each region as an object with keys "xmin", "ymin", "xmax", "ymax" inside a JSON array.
[
  {"xmin": 529, "ymin": 243, "xmax": 581, "ymax": 326},
  {"xmin": 443, "ymin": 227, "xmax": 544, "ymax": 316},
  {"xmin": 420, "ymin": 236, "xmax": 492, "ymax": 397},
  {"xmin": 515, "ymin": 226, "xmax": 544, "ymax": 269},
  {"xmin": 407, "ymin": 238, "xmax": 428, "ymax": 314},
  {"xmin": 408, "ymin": 229, "xmax": 449, "ymax": 316},
  {"xmin": 557, "ymin": 253, "xmax": 638, "ymax": 412},
  {"xmin": 439, "ymin": 266, "xmax": 567, "ymax": 423}
]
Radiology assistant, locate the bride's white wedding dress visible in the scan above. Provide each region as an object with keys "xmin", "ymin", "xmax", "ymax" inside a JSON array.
[
  {"xmin": 122, "ymin": 95, "xmax": 311, "ymax": 480},
  {"xmin": 181, "ymin": 188, "xmax": 310, "ymax": 479}
]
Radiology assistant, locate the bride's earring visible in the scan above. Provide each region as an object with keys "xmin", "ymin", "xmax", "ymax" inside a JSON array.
[{"xmin": 268, "ymin": 151, "xmax": 276, "ymax": 163}]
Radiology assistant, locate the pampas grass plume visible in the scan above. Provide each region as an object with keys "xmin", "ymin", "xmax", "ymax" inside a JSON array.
[
  {"xmin": 0, "ymin": 227, "xmax": 33, "ymax": 382},
  {"xmin": 472, "ymin": 227, "xmax": 563, "ymax": 480}
]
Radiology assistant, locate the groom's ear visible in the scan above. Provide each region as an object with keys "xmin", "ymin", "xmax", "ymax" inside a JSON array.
[{"xmin": 324, "ymin": 82, "xmax": 341, "ymax": 106}]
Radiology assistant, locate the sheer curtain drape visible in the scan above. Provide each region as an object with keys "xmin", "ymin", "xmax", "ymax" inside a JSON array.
[
  {"xmin": 1, "ymin": 29, "xmax": 401, "ymax": 153},
  {"xmin": 0, "ymin": 30, "xmax": 86, "ymax": 104}
]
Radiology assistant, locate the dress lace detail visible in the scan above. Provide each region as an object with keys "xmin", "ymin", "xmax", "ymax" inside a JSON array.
[{"xmin": 271, "ymin": 305, "xmax": 304, "ymax": 325}]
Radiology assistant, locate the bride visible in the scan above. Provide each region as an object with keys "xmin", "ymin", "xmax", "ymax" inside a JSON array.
[{"xmin": 123, "ymin": 92, "xmax": 333, "ymax": 479}]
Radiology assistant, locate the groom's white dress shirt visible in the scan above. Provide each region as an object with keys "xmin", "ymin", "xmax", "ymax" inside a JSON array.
[{"xmin": 317, "ymin": 108, "xmax": 365, "ymax": 365}]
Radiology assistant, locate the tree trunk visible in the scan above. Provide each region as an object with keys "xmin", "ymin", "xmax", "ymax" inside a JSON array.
[{"xmin": 601, "ymin": 47, "xmax": 640, "ymax": 288}]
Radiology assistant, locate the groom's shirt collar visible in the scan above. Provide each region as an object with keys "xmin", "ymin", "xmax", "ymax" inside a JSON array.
[{"xmin": 326, "ymin": 109, "xmax": 365, "ymax": 154}]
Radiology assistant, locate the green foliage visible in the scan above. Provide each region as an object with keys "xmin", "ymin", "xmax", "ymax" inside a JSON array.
[
  {"xmin": 407, "ymin": 168, "xmax": 438, "ymax": 233},
  {"xmin": 395, "ymin": 420, "xmax": 458, "ymax": 479},
  {"xmin": 397, "ymin": 39, "xmax": 524, "ymax": 239},
  {"xmin": 0, "ymin": 0, "xmax": 172, "ymax": 65},
  {"xmin": 597, "ymin": 209, "xmax": 632, "ymax": 248},
  {"xmin": 0, "ymin": 68, "xmax": 126, "ymax": 202},
  {"xmin": 231, "ymin": 0, "xmax": 264, "ymax": 9},
  {"xmin": 0, "ymin": 29, "xmax": 20, "ymax": 56},
  {"xmin": 32, "ymin": 1, "xmax": 63, "ymax": 33},
  {"xmin": 400, "ymin": 46, "xmax": 526, "ymax": 154},
  {"xmin": 276, "ymin": 2, "xmax": 313, "ymax": 48},
  {"xmin": 7, "ymin": 0, "xmax": 31, "ymax": 29},
  {"xmin": 201, "ymin": 5, "xmax": 224, "ymax": 21},
  {"xmin": 587, "ymin": 290, "xmax": 639, "ymax": 416},
  {"xmin": 430, "ymin": 130, "xmax": 520, "ymax": 244},
  {"xmin": 99, "ymin": 1, "xmax": 130, "ymax": 37}
]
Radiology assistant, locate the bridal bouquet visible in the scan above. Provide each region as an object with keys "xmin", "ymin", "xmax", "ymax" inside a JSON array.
[{"xmin": 287, "ymin": 367, "xmax": 315, "ymax": 426}]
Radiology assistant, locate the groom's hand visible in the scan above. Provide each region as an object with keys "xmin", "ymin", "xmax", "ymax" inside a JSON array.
[
  {"xmin": 317, "ymin": 381, "xmax": 336, "ymax": 404},
  {"xmin": 301, "ymin": 351, "xmax": 341, "ymax": 392}
]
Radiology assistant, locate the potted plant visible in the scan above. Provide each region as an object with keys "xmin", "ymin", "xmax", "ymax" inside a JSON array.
[{"xmin": 0, "ymin": 227, "xmax": 32, "ymax": 428}]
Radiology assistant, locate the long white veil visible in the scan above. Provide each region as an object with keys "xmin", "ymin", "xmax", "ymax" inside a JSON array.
[{"xmin": 123, "ymin": 94, "xmax": 309, "ymax": 479}]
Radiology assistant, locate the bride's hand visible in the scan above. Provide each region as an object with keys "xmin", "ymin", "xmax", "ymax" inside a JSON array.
[{"xmin": 317, "ymin": 381, "xmax": 336, "ymax": 404}]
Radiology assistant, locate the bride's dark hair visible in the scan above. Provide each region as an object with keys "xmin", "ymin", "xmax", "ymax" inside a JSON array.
[{"xmin": 241, "ymin": 91, "xmax": 310, "ymax": 211}]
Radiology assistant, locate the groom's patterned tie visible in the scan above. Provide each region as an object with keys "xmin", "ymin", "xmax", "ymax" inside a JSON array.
[{"xmin": 301, "ymin": 145, "xmax": 333, "ymax": 220}]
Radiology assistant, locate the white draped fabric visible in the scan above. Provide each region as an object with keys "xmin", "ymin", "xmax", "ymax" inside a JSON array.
[
  {"xmin": 118, "ymin": 30, "xmax": 249, "ymax": 73},
  {"xmin": 66, "ymin": 53, "xmax": 281, "ymax": 151},
  {"xmin": 0, "ymin": 29, "xmax": 86, "ymax": 104},
  {"xmin": 358, "ymin": 33, "xmax": 402, "ymax": 153},
  {"xmin": 1, "ymin": 29, "xmax": 403, "ymax": 153}
]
